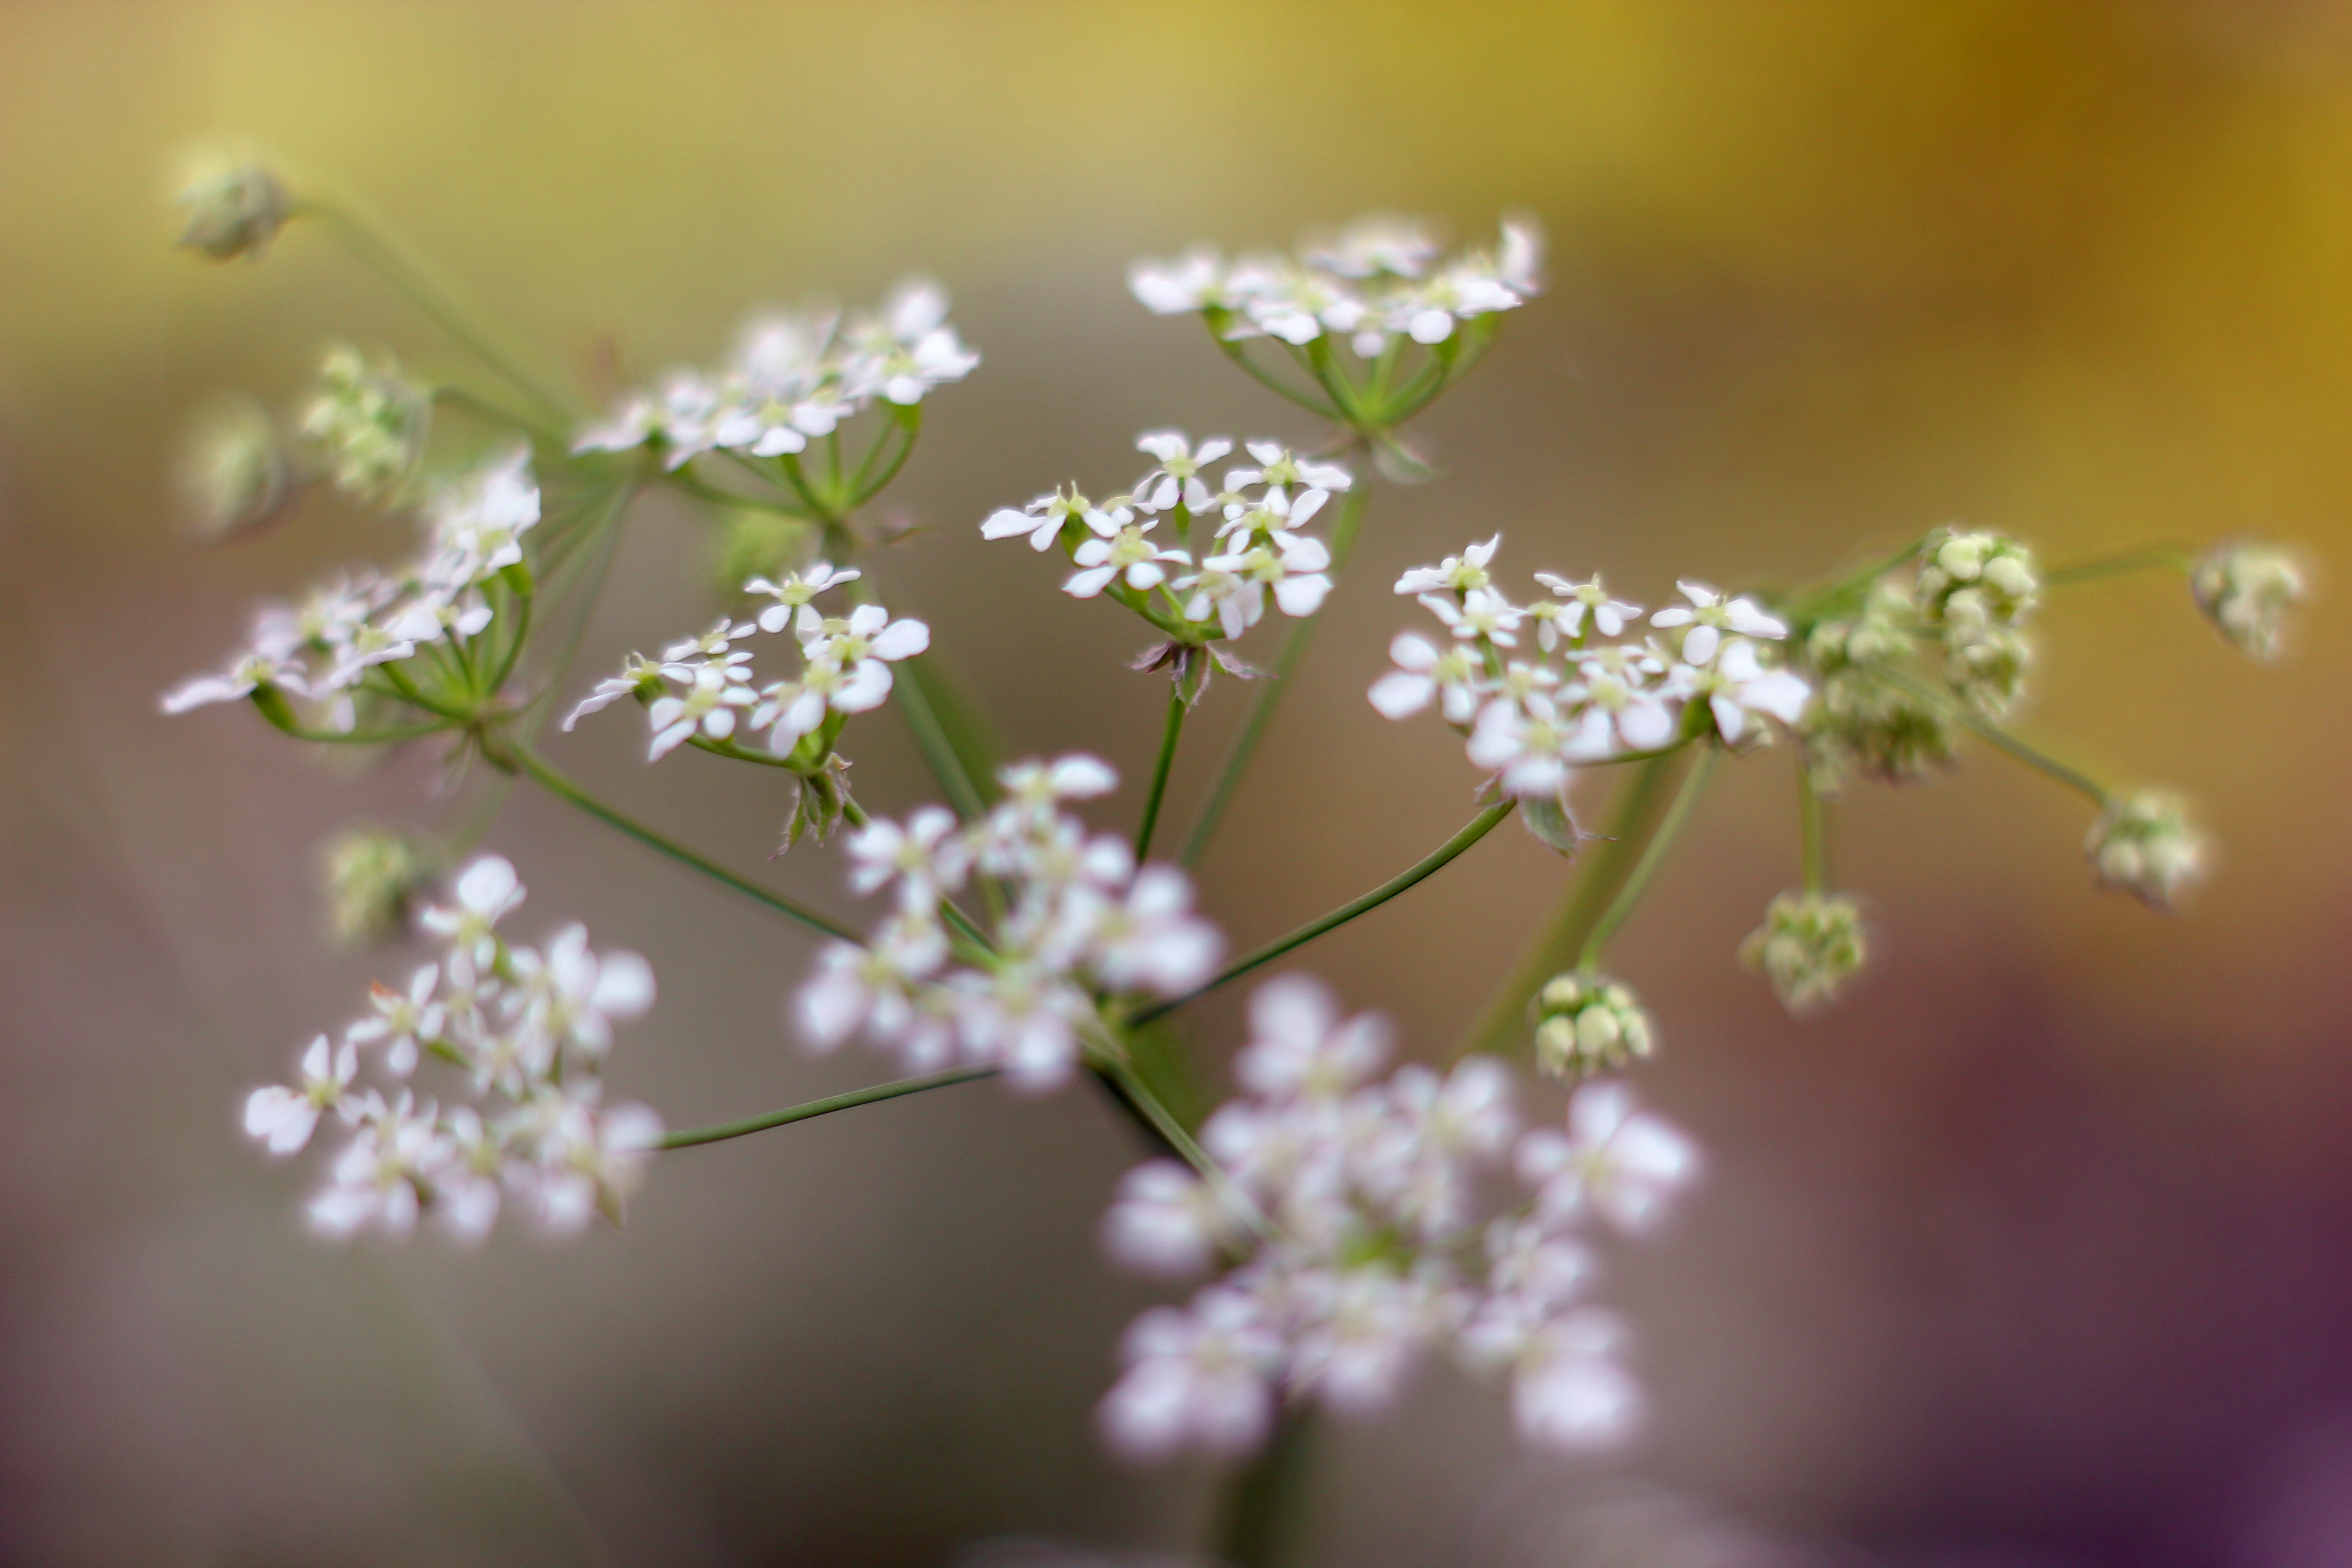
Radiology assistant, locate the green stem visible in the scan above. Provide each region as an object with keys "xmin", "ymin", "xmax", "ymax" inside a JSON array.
[
  {"xmin": 1216, "ymin": 1407, "xmax": 1320, "ymax": 1568},
  {"xmin": 433, "ymin": 383, "xmax": 567, "ymax": 447},
  {"xmin": 666, "ymin": 466, "xmax": 811, "ymax": 518},
  {"xmin": 485, "ymin": 587, "xmax": 533, "ymax": 696},
  {"xmin": 1454, "ymin": 751, "xmax": 1687, "ymax": 1058},
  {"xmin": 1135, "ymin": 799, "xmax": 1516, "ymax": 1027},
  {"xmin": 1179, "ymin": 469, "xmax": 1372, "ymax": 867},
  {"xmin": 660, "ymin": 1066, "xmax": 995, "ymax": 1150},
  {"xmin": 301, "ymin": 199, "xmax": 578, "ymax": 427},
  {"xmin": 2043, "ymin": 543, "xmax": 2196, "ymax": 586},
  {"xmin": 1878, "ymin": 670, "xmax": 2111, "ymax": 804},
  {"xmin": 1210, "ymin": 326, "xmax": 1348, "ymax": 423},
  {"xmin": 502, "ymin": 740, "xmax": 862, "ymax": 942},
  {"xmin": 1577, "ymin": 746, "xmax": 1719, "ymax": 971},
  {"xmin": 1798, "ymin": 763, "xmax": 1827, "ymax": 894},
  {"xmin": 894, "ymin": 655, "xmax": 991, "ymax": 823},
  {"xmin": 1135, "ymin": 684, "xmax": 1188, "ymax": 862}
]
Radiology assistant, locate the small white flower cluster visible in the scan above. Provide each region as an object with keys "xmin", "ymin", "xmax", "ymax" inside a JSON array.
[
  {"xmin": 162, "ymin": 447, "xmax": 542, "ymax": 727},
  {"xmin": 1131, "ymin": 215, "xmax": 1544, "ymax": 357},
  {"xmin": 300, "ymin": 342, "xmax": 429, "ymax": 499},
  {"xmin": 2193, "ymin": 539, "xmax": 2309, "ymax": 663},
  {"xmin": 1916, "ymin": 528, "xmax": 2040, "ymax": 718},
  {"xmin": 565, "ymin": 563, "xmax": 927, "ymax": 764},
  {"xmin": 241, "ymin": 855, "xmax": 663, "ymax": 1241},
  {"xmin": 574, "ymin": 280, "xmax": 978, "ymax": 467},
  {"xmin": 795, "ymin": 756, "xmax": 1224, "ymax": 1093},
  {"xmin": 1096, "ymin": 976, "xmax": 1698, "ymax": 1462},
  {"xmin": 1738, "ymin": 892, "xmax": 1868, "ymax": 1012},
  {"xmin": 982, "ymin": 432, "xmax": 1352, "ymax": 642},
  {"xmin": 1371, "ymin": 536, "xmax": 1811, "ymax": 804},
  {"xmin": 2086, "ymin": 789, "xmax": 2209, "ymax": 911}
]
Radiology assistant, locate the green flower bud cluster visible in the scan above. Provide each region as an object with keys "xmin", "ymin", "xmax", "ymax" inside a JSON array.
[
  {"xmin": 2192, "ymin": 539, "xmax": 2308, "ymax": 664},
  {"xmin": 1531, "ymin": 972, "xmax": 1655, "ymax": 1080},
  {"xmin": 1916, "ymin": 528, "xmax": 2039, "ymax": 718},
  {"xmin": 1739, "ymin": 891, "xmax": 1867, "ymax": 1012},
  {"xmin": 175, "ymin": 394, "xmax": 296, "ymax": 541},
  {"xmin": 2086, "ymin": 789, "xmax": 2208, "ymax": 911},
  {"xmin": 318, "ymin": 824, "xmax": 434, "ymax": 947},
  {"xmin": 173, "ymin": 148, "xmax": 291, "ymax": 262},
  {"xmin": 299, "ymin": 343, "xmax": 429, "ymax": 500},
  {"xmin": 1800, "ymin": 578, "xmax": 1956, "ymax": 791}
]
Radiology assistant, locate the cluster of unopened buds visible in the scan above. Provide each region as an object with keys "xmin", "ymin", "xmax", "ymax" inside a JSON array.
[
  {"xmin": 162, "ymin": 148, "xmax": 2312, "ymax": 1520},
  {"xmin": 242, "ymin": 856, "xmax": 662, "ymax": 1239}
]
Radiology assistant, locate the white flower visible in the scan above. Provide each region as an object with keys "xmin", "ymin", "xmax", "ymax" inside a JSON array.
[
  {"xmin": 1225, "ymin": 441, "xmax": 1355, "ymax": 500},
  {"xmin": 524, "ymin": 1095, "xmax": 665, "ymax": 1235},
  {"xmin": 661, "ymin": 617, "xmax": 760, "ymax": 665},
  {"xmin": 1067, "ymin": 514, "xmax": 1190, "ymax": 598},
  {"xmin": 344, "ymin": 964, "xmax": 442, "ymax": 1077},
  {"xmin": 795, "ymin": 916, "xmax": 950, "ymax": 1052},
  {"xmin": 2086, "ymin": 788, "xmax": 2210, "ymax": 911},
  {"xmin": 841, "ymin": 277, "xmax": 981, "ymax": 406},
  {"xmin": 1465, "ymin": 698, "xmax": 1580, "ymax": 799},
  {"xmin": 1234, "ymin": 976, "xmax": 1389, "ymax": 1103},
  {"xmin": 243, "ymin": 1034, "xmax": 358, "ymax": 1155},
  {"xmin": 1563, "ymin": 652, "xmax": 1680, "ymax": 754},
  {"xmin": 1421, "ymin": 587, "xmax": 1523, "ymax": 647},
  {"xmin": 562, "ymin": 652, "xmax": 662, "ymax": 730},
  {"xmin": 1193, "ymin": 534, "xmax": 1333, "ymax": 632},
  {"xmin": 1099, "ymin": 1288, "xmax": 1280, "ymax": 1461},
  {"xmin": 997, "ymin": 754, "xmax": 1118, "ymax": 814},
  {"xmin": 305, "ymin": 1092, "xmax": 444, "ymax": 1239},
  {"xmin": 512, "ymin": 925, "xmax": 655, "ymax": 1063},
  {"xmin": 1690, "ymin": 638, "xmax": 1811, "ymax": 742},
  {"xmin": 1304, "ymin": 214, "xmax": 1441, "ymax": 280},
  {"xmin": 1128, "ymin": 247, "xmax": 1229, "ymax": 315},
  {"xmin": 418, "ymin": 855, "xmax": 526, "ymax": 964},
  {"xmin": 1133, "ymin": 431, "xmax": 1232, "ymax": 513},
  {"xmin": 1512, "ymin": 1308, "xmax": 1642, "ymax": 1451},
  {"xmin": 981, "ymin": 485, "xmax": 1092, "ymax": 551},
  {"xmin": 160, "ymin": 648, "xmax": 311, "ymax": 714},
  {"xmin": 1288, "ymin": 1265, "xmax": 1443, "ymax": 1415},
  {"xmin": 433, "ymin": 1106, "xmax": 506, "ymax": 1245},
  {"xmin": 744, "ymin": 562, "xmax": 859, "ymax": 631},
  {"xmin": 1532, "ymin": 573, "xmax": 1643, "ymax": 643},
  {"xmin": 1081, "ymin": 866, "xmax": 1223, "ymax": 995},
  {"xmin": 1394, "ymin": 535, "xmax": 1499, "ymax": 598},
  {"xmin": 950, "ymin": 961, "xmax": 1093, "ymax": 1091},
  {"xmin": 846, "ymin": 806, "xmax": 972, "ymax": 909},
  {"xmin": 1516, "ymin": 1081, "xmax": 1700, "ymax": 1236},
  {"xmin": 2192, "ymin": 539, "xmax": 2309, "ymax": 662},
  {"xmin": 1367, "ymin": 631, "xmax": 1488, "ymax": 724},
  {"xmin": 1484, "ymin": 1219, "xmax": 1596, "ymax": 1308},
  {"xmin": 646, "ymin": 662, "xmax": 757, "ymax": 760},
  {"xmin": 573, "ymin": 394, "xmax": 662, "ymax": 455},
  {"xmin": 425, "ymin": 447, "xmax": 541, "ymax": 584},
  {"xmin": 1648, "ymin": 581, "xmax": 1787, "ymax": 666},
  {"xmin": 1102, "ymin": 1160, "xmax": 1232, "ymax": 1278}
]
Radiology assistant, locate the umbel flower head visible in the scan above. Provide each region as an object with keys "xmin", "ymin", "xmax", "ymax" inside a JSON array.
[
  {"xmin": 300, "ymin": 343, "xmax": 430, "ymax": 500},
  {"xmin": 2087, "ymin": 789, "xmax": 2210, "ymax": 911},
  {"xmin": 1916, "ymin": 527, "xmax": 2041, "ymax": 718},
  {"xmin": 1800, "ymin": 578, "xmax": 1959, "ymax": 791},
  {"xmin": 1739, "ymin": 892, "xmax": 1868, "ymax": 1012},
  {"xmin": 1532, "ymin": 973, "xmax": 1656, "ymax": 1080},
  {"xmin": 318, "ymin": 824, "xmax": 435, "ymax": 948},
  {"xmin": 2193, "ymin": 539, "xmax": 2309, "ymax": 663},
  {"xmin": 172, "ymin": 143, "xmax": 291, "ymax": 261},
  {"xmin": 175, "ymin": 393, "xmax": 296, "ymax": 540}
]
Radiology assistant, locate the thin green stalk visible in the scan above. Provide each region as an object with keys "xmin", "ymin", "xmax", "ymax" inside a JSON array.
[
  {"xmin": 1136, "ymin": 799, "xmax": 1516, "ymax": 1026},
  {"xmin": 2043, "ymin": 542, "xmax": 2196, "ymax": 586},
  {"xmin": 1216, "ymin": 1407, "xmax": 1320, "ymax": 1568},
  {"xmin": 1576, "ymin": 746, "xmax": 1719, "ymax": 971},
  {"xmin": 666, "ymin": 467, "xmax": 810, "ymax": 517},
  {"xmin": 1454, "ymin": 751, "xmax": 1687, "ymax": 1059},
  {"xmin": 1878, "ymin": 669, "xmax": 2111, "ymax": 804},
  {"xmin": 1179, "ymin": 472, "xmax": 1372, "ymax": 867},
  {"xmin": 1798, "ymin": 764, "xmax": 1827, "ymax": 894},
  {"xmin": 1212, "ymin": 330, "xmax": 1348, "ymax": 422},
  {"xmin": 433, "ymin": 383, "xmax": 568, "ymax": 447},
  {"xmin": 503, "ymin": 740, "xmax": 861, "ymax": 942},
  {"xmin": 893, "ymin": 654, "xmax": 990, "ymax": 822},
  {"xmin": 660, "ymin": 1066, "xmax": 995, "ymax": 1150},
  {"xmin": 1135, "ymin": 685, "xmax": 1188, "ymax": 862}
]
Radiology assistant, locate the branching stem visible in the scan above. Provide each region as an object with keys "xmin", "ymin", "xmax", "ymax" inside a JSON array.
[{"xmin": 660, "ymin": 1066, "xmax": 995, "ymax": 1150}]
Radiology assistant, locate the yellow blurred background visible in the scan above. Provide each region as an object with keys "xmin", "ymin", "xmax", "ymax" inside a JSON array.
[{"xmin": 5, "ymin": 2, "xmax": 2352, "ymax": 1563}]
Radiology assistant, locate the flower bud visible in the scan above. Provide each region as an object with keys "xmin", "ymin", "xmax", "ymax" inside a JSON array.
[
  {"xmin": 2086, "ymin": 789, "xmax": 2209, "ymax": 911},
  {"xmin": 318, "ymin": 825, "xmax": 434, "ymax": 947},
  {"xmin": 1916, "ymin": 529, "xmax": 2039, "ymax": 717},
  {"xmin": 1532, "ymin": 972, "xmax": 1656, "ymax": 1079},
  {"xmin": 1739, "ymin": 892, "xmax": 1867, "ymax": 1012},
  {"xmin": 171, "ymin": 146, "xmax": 291, "ymax": 261},
  {"xmin": 2191, "ymin": 539, "xmax": 2308, "ymax": 663},
  {"xmin": 174, "ymin": 394, "xmax": 297, "ymax": 540},
  {"xmin": 1800, "ymin": 582, "xmax": 1956, "ymax": 790},
  {"xmin": 299, "ymin": 343, "xmax": 429, "ymax": 500}
]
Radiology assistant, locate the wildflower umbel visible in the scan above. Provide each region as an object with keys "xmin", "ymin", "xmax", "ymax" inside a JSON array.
[
  {"xmin": 1739, "ymin": 892, "xmax": 1868, "ymax": 1011},
  {"xmin": 2193, "ymin": 540, "xmax": 2309, "ymax": 663},
  {"xmin": 240, "ymin": 855, "xmax": 662, "ymax": 1241},
  {"xmin": 1532, "ymin": 973, "xmax": 1657, "ymax": 1081},
  {"xmin": 2087, "ymin": 789, "xmax": 2209, "ymax": 911}
]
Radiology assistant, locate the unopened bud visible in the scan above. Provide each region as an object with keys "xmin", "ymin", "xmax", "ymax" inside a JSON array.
[
  {"xmin": 2087, "ymin": 789, "xmax": 2209, "ymax": 911},
  {"xmin": 171, "ymin": 146, "xmax": 291, "ymax": 261},
  {"xmin": 299, "ymin": 343, "xmax": 429, "ymax": 500},
  {"xmin": 174, "ymin": 394, "xmax": 296, "ymax": 540},
  {"xmin": 318, "ymin": 825, "xmax": 434, "ymax": 947},
  {"xmin": 1532, "ymin": 972, "xmax": 1655, "ymax": 1079},
  {"xmin": 1918, "ymin": 528, "xmax": 2039, "ymax": 627},
  {"xmin": 1739, "ymin": 891, "xmax": 1867, "ymax": 1012},
  {"xmin": 2192, "ymin": 539, "xmax": 2309, "ymax": 663}
]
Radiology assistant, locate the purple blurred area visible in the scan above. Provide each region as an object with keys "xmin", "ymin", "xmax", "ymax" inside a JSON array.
[{"xmin": 4, "ymin": 2, "xmax": 2352, "ymax": 1563}]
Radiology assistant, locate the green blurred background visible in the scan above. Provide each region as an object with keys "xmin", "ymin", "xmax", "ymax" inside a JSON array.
[{"xmin": 5, "ymin": 2, "xmax": 2352, "ymax": 1563}]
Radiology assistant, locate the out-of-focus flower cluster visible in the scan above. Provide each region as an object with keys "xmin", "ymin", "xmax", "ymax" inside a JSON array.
[
  {"xmin": 983, "ymin": 432, "xmax": 1352, "ymax": 659},
  {"xmin": 575, "ymin": 280, "xmax": 978, "ymax": 468},
  {"xmin": 1095, "ymin": 976, "xmax": 1697, "ymax": 1462},
  {"xmin": 161, "ymin": 447, "xmax": 543, "ymax": 732},
  {"xmin": 795, "ymin": 756, "xmax": 1223, "ymax": 1092},
  {"xmin": 2193, "ymin": 539, "xmax": 2309, "ymax": 664},
  {"xmin": 241, "ymin": 855, "xmax": 663, "ymax": 1240},
  {"xmin": 1370, "ymin": 534, "xmax": 1810, "ymax": 819},
  {"xmin": 1131, "ymin": 215, "xmax": 1543, "ymax": 358}
]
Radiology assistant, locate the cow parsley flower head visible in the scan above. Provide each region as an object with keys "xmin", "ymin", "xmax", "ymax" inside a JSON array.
[
  {"xmin": 318, "ymin": 824, "xmax": 434, "ymax": 947},
  {"xmin": 300, "ymin": 343, "xmax": 430, "ymax": 500},
  {"xmin": 1739, "ymin": 891, "xmax": 1868, "ymax": 1011},
  {"xmin": 2193, "ymin": 539, "xmax": 2309, "ymax": 663},
  {"xmin": 1533, "ymin": 973, "xmax": 1656, "ymax": 1080},
  {"xmin": 2087, "ymin": 789, "xmax": 2210, "ymax": 911},
  {"xmin": 176, "ymin": 394, "xmax": 295, "ymax": 540},
  {"xmin": 1648, "ymin": 582, "xmax": 1787, "ymax": 667},
  {"xmin": 172, "ymin": 144, "xmax": 291, "ymax": 261}
]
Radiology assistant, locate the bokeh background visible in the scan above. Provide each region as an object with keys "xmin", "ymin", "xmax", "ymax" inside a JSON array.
[{"xmin": 5, "ymin": 2, "xmax": 2352, "ymax": 1563}]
